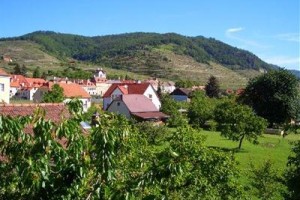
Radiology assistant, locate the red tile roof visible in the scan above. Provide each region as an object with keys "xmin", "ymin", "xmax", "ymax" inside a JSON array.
[
  {"xmin": 121, "ymin": 94, "xmax": 158, "ymax": 113},
  {"xmin": 0, "ymin": 68, "xmax": 9, "ymax": 76},
  {"xmin": 0, "ymin": 103, "xmax": 70, "ymax": 123},
  {"xmin": 103, "ymin": 83, "xmax": 150, "ymax": 98}
]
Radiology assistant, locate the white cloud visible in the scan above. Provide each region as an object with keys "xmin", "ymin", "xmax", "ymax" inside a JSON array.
[
  {"xmin": 225, "ymin": 27, "xmax": 269, "ymax": 49},
  {"xmin": 263, "ymin": 56, "xmax": 300, "ymax": 70},
  {"xmin": 226, "ymin": 27, "xmax": 244, "ymax": 34},
  {"xmin": 275, "ymin": 33, "xmax": 300, "ymax": 43}
]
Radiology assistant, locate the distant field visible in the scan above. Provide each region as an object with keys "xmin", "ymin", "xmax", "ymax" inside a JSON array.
[{"xmin": 200, "ymin": 130, "xmax": 300, "ymax": 185}]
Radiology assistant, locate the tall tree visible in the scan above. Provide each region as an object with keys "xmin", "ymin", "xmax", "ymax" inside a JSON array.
[
  {"xmin": 214, "ymin": 101, "xmax": 267, "ymax": 149},
  {"xmin": 239, "ymin": 69, "xmax": 300, "ymax": 127},
  {"xmin": 13, "ymin": 63, "xmax": 22, "ymax": 75},
  {"xmin": 20, "ymin": 64, "xmax": 27, "ymax": 76},
  {"xmin": 32, "ymin": 66, "xmax": 41, "ymax": 78},
  {"xmin": 205, "ymin": 75, "xmax": 220, "ymax": 98},
  {"xmin": 42, "ymin": 84, "xmax": 64, "ymax": 103}
]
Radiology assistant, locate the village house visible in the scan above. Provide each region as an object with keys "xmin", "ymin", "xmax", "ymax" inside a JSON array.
[
  {"xmin": 2, "ymin": 55, "xmax": 13, "ymax": 63},
  {"xmin": 0, "ymin": 68, "xmax": 10, "ymax": 104},
  {"xmin": 10, "ymin": 75, "xmax": 47, "ymax": 100},
  {"xmin": 102, "ymin": 82, "xmax": 161, "ymax": 110},
  {"xmin": 92, "ymin": 68, "xmax": 107, "ymax": 82},
  {"xmin": 76, "ymin": 79, "xmax": 97, "ymax": 96},
  {"xmin": 107, "ymin": 94, "xmax": 168, "ymax": 122},
  {"xmin": 144, "ymin": 78, "xmax": 175, "ymax": 94},
  {"xmin": 33, "ymin": 82, "xmax": 91, "ymax": 112},
  {"xmin": 161, "ymin": 81, "xmax": 176, "ymax": 93},
  {"xmin": 170, "ymin": 88, "xmax": 194, "ymax": 102}
]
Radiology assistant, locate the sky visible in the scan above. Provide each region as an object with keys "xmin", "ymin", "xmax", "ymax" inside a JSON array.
[{"xmin": 1, "ymin": 0, "xmax": 299, "ymax": 70}]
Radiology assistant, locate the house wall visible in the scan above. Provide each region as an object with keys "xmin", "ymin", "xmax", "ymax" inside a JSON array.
[
  {"xmin": 143, "ymin": 85, "xmax": 161, "ymax": 109},
  {"xmin": 103, "ymin": 88, "xmax": 123, "ymax": 110},
  {"xmin": 63, "ymin": 98, "xmax": 91, "ymax": 112},
  {"xmin": 82, "ymin": 85, "xmax": 97, "ymax": 96},
  {"xmin": 162, "ymin": 85, "xmax": 176, "ymax": 94},
  {"xmin": 10, "ymin": 87, "xmax": 18, "ymax": 98},
  {"xmin": 0, "ymin": 75, "xmax": 10, "ymax": 103},
  {"xmin": 107, "ymin": 100, "xmax": 131, "ymax": 118},
  {"xmin": 33, "ymin": 88, "xmax": 48, "ymax": 102},
  {"xmin": 95, "ymin": 83, "xmax": 111, "ymax": 97}
]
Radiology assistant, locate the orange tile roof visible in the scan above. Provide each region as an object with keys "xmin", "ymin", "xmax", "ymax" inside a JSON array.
[
  {"xmin": 10, "ymin": 81, "xmax": 19, "ymax": 87},
  {"xmin": 10, "ymin": 75, "xmax": 47, "ymax": 88},
  {"xmin": 25, "ymin": 78, "xmax": 47, "ymax": 87},
  {"xmin": 48, "ymin": 82, "xmax": 91, "ymax": 98}
]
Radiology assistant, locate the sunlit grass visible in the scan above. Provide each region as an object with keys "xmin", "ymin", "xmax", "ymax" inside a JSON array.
[{"xmin": 199, "ymin": 130, "xmax": 300, "ymax": 185}]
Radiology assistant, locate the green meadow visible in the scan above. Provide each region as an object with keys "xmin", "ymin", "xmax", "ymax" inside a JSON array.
[{"xmin": 200, "ymin": 131, "xmax": 300, "ymax": 185}]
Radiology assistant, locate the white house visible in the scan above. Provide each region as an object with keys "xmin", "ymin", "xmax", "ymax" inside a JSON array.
[
  {"xmin": 10, "ymin": 75, "xmax": 47, "ymax": 100},
  {"xmin": 107, "ymin": 94, "xmax": 168, "ymax": 121},
  {"xmin": 0, "ymin": 68, "xmax": 10, "ymax": 104},
  {"xmin": 102, "ymin": 83, "xmax": 161, "ymax": 110}
]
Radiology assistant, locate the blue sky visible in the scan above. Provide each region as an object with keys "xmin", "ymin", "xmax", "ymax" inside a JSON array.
[{"xmin": 1, "ymin": 0, "xmax": 299, "ymax": 70}]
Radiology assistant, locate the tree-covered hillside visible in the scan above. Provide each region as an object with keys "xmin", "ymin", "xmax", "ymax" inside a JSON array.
[
  {"xmin": 1, "ymin": 31, "xmax": 286, "ymax": 88},
  {"xmin": 5, "ymin": 31, "xmax": 275, "ymax": 72}
]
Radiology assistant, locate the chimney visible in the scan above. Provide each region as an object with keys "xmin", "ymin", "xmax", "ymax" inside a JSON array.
[{"xmin": 91, "ymin": 112, "xmax": 100, "ymax": 126}]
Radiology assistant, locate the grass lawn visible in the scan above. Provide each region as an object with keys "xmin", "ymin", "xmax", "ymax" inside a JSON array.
[{"xmin": 199, "ymin": 130, "xmax": 300, "ymax": 184}]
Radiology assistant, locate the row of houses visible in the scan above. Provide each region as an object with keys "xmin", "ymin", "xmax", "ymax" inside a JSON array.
[{"xmin": 0, "ymin": 67, "xmax": 173, "ymax": 122}]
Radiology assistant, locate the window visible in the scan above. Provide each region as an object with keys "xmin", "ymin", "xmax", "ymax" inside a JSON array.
[
  {"xmin": 0, "ymin": 83, "xmax": 4, "ymax": 92},
  {"xmin": 149, "ymin": 94, "xmax": 153, "ymax": 99}
]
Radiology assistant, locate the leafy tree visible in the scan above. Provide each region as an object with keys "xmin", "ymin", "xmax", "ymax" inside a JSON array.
[
  {"xmin": 205, "ymin": 75, "xmax": 220, "ymax": 98},
  {"xmin": 160, "ymin": 94, "xmax": 188, "ymax": 127},
  {"xmin": 250, "ymin": 160, "xmax": 286, "ymax": 200},
  {"xmin": 214, "ymin": 101, "xmax": 267, "ymax": 149},
  {"xmin": 239, "ymin": 69, "xmax": 300, "ymax": 127},
  {"xmin": 285, "ymin": 141, "xmax": 300, "ymax": 199},
  {"xmin": 13, "ymin": 63, "xmax": 22, "ymax": 75},
  {"xmin": 32, "ymin": 66, "xmax": 41, "ymax": 78},
  {"xmin": 135, "ymin": 121, "xmax": 169, "ymax": 145},
  {"xmin": 20, "ymin": 64, "xmax": 28, "ymax": 76},
  {"xmin": 0, "ymin": 107, "xmax": 244, "ymax": 199},
  {"xmin": 188, "ymin": 91, "xmax": 215, "ymax": 128},
  {"xmin": 140, "ymin": 126, "xmax": 244, "ymax": 199},
  {"xmin": 42, "ymin": 84, "xmax": 64, "ymax": 103}
]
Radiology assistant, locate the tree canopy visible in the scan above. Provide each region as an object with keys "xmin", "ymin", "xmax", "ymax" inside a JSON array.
[
  {"xmin": 286, "ymin": 141, "xmax": 300, "ymax": 199},
  {"xmin": 214, "ymin": 101, "xmax": 267, "ymax": 149},
  {"xmin": 32, "ymin": 66, "xmax": 41, "ymax": 78},
  {"xmin": 239, "ymin": 69, "xmax": 300, "ymax": 126},
  {"xmin": 42, "ymin": 84, "xmax": 64, "ymax": 103},
  {"xmin": 0, "ymin": 105, "xmax": 244, "ymax": 199}
]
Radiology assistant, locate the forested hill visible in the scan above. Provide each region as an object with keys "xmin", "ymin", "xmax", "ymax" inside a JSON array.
[
  {"xmin": 4, "ymin": 31, "xmax": 274, "ymax": 70},
  {"xmin": 1, "ymin": 31, "xmax": 283, "ymax": 87}
]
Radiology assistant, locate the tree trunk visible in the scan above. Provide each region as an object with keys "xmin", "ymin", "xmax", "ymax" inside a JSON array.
[{"xmin": 238, "ymin": 134, "xmax": 245, "ymax": 149}]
